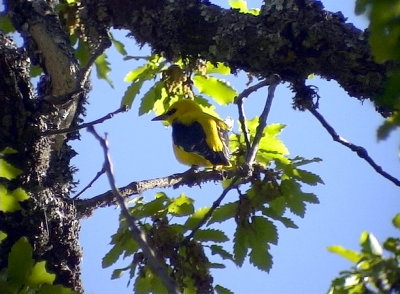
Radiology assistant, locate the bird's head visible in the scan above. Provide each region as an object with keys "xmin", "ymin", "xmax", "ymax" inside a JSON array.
[{"xmin": 152, "ymin": 99, "xmax": 202, "ymax": 124}]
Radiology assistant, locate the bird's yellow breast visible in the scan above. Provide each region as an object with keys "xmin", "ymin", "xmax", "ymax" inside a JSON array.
[{"xmin": 173, "ymin": 144, "xmax": 213, "ymax": 166}]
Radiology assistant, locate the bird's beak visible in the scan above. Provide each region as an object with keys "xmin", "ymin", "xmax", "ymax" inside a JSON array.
[{"xmin": 151, "ymin": 113, "xmax": 168, "ymax": 121}]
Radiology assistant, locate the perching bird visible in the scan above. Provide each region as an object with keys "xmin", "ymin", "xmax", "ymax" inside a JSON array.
[{"xmin": 152, "ymin": 99, "xmax": 230, "ymax": 167}]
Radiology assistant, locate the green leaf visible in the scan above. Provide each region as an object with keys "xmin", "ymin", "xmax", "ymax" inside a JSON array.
[
  {"xmin": 193, "ymin": 229, "xmax": 229, "ymax": 243},
  {"xmin": 280, "ymin": 179, "xmax": 319, "ymax": 217},
  {"xmin": 8, "ymin": 237, "xmax": 34, "ymax": 284},
  {"xmin": 193, "ymin": 75, "xmax": 237, "ymax": 105},
  {"xmin": 251, "ymin": 216, "xmax": 278, "ymax": 245},
  {"xmin": 0, "ymin": 158, "xmax": 23, "ymax": 180},
  {"xmin": 327, "ymin": 245, "xmax": 362, "ymax": 263},
  {"xmin": 383, "ymin": 237, "xmax": 400, "ymax": 254},
  {"xmin": 205, "ymin": 62, "xmax": 231, "ymax": 75},
  {"xmin": 215, "ymin": 284, "xmax": 234, "ymax": 294},
  {"xmin": 0, "ymin": 231, "xmax": 7, "ymax": 243},
  {"xmin": 38, "ymin": 284, "xmax": 76, "ymax": 294},
  {"xmin": 167, "ymin": 193, "xmax": 194, "ymax": 216},
  {"xmin": 208, "ymin": 202, "xmax": 238, "ymax": 225},
  {"xmin": 392, "ymin": 213, "xmax": 400, "ymax": 229},
  {"xmin": 74, "ymin": 40, "xmax": 91, "ymax": 67},
  {"xmin": 121, "ymin": 80, "xmax": 145, "ymax": 109},
  {"xmin": 292, "ymin": 168, "xmax": 324, "ymax": 186},
  {"xmin": 209, "ymin": 245, "xmax": 234, "ymax": 261},
  {"xmin": 360, "ymin": 232, "xmax": 383, "ymax": 256},
  {"xmin": 233, "ymin": 226, "xmax": 248, "ymax": 266},
  {"xmin": 249, "ymin": 243, "xmax": 273, "ymax": 271},
  {"xmin": 135, "ymin": 268, "xmax": 167, "ymax": 294},
  {"xmin": 377, "ymin": 113, "xmax": 400, "ymax": 141},
  {"xmin": 26, "ymin": 261, "xmax": 56, "ymax": 286},
  {"xmin": 110, "ymin": 33, "xmax": 127, "ymax": 56},
  {"xmin": 184, "ymin": 207, "xmax": 210, "ymax": 229},
  {"xmin": 229, "ymin": 0, "xmax": 260, "ymax": 15},
  {"xmin": 138, "ymin": 81, "xmax": 165, "ymax": 115},
  {"xmin": 0, "ymin": 185, "xmax": 30, "ymax": 213},
  {"xmin": 95, "ymin": 53, "xmax": 113, "ymax": 87},
  {"xmin": 102, "ymin": 231, "xmax": 138, "ymax": 268},
  {"xmin": 0, "ymin": 15, "xmax": 16, "ymax": 33},
  {"xmin": 124, "ymin": 65, "xmax": 149, "ymax": 82},
  {"xmin": 30, "ymin": 65, "xmax": 43, "ymax": 77}
]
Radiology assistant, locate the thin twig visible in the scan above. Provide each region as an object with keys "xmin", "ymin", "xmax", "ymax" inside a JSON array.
[
  {"xmin": 72, "ymin": 166, "xmax": 106, "ymax": 199},
  {"xmin": 41, "ymin": 106, "xmax": 128, "ymax": 136},
  {"xmin": 235, "ymin": 80, "xmax": 270, "ymax": 150},
  {"xmin": 308, "ymin": 106, "xmax": 400, "ymax": 187},
  {"xmin": 184, "ymin": 177, "xmax": 240, "ymax": 242},
  {"xmin": 87, "ymin": 126, "xmax": 180, "ymax": 294},
  {"xmin": 246, "ymin": 74, "xmax": 281, "ymax": 164}
]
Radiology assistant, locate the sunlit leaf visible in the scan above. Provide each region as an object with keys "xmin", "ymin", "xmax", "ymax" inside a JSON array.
[
  {"xmin": 393, "ymin": 213, "xmax": 400, "ymax": 229},
  {"xmin": 184, "ymin": 207, "xmax": 210, "ymax": 229},
  {"xmin": 193, "ymin": 75, "xmax": 237, "ymax": 105},
  {"xmin": 138, "ymin": 81, "xmax": 165, "ymax": 115},
  {"xmin": 327, "ymin": 245, "xmax": 362, "ymax": 264},
  {"xmin": 205, "ymin": 62, "xmax": 231, "ymax": 75},
  {"xmin": 0, "ymin": 159, "xmax": 22, "ymax": 180},
  {"xmin": 39, "ymin": 284, "xmax": 77, "ymax": 294},
  {"xmin": 167, "ymin": 193, "xmax": 194, "ymax": 216},
  {"xmin": 0, "ymin": 230, "xmax": 7, "ymax": 243},
  {"xmin": 360, "ymin": 232, "xmax": 383, "ymax": 256},
  {"xmin": 124, "ymin": 65, "xmax": 149, "ymax": 82},
  {"xmin": 0, "ymin": 185, "xmax": 30, "ymax": 213},
  {"xmin": 135, "ymin": 268, "xmax": 167, "ymax": 294},
  {"xmin": 26, "ymin": 261, "xmax": 56, "ymax": 286}
]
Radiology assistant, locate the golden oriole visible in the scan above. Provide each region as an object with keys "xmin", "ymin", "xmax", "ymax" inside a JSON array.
[{"xmin": 152, "ymin": 99, "xmax": 230, "ymax": 167}]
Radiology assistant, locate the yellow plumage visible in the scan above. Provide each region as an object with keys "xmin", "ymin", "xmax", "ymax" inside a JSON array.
[{"xmin": 152, "ymin": 99, "xmax": 230, "ymax": 167}]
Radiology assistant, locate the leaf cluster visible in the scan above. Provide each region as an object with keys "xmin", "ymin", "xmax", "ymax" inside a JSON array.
[
  {"xmin": 0, "ymin": 237, "xmax": 76, "ymax": 294},
  {"xmin": 328, "ymin": 213, "xmax": 400, "ymax": 294}
]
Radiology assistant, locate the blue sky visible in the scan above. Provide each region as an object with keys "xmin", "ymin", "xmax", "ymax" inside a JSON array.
[{"xmin": 71, "ymin": 1, "xmax": 399, "ymax": 293}]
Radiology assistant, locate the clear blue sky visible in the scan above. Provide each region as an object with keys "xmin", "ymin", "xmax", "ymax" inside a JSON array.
[{"xmin": 71, "ymin": 1, "xmax": 399, "ymax": 293}]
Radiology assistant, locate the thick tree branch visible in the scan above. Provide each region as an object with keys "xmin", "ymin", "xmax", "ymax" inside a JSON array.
[
  {"xmin": 95, "ymin": 0, "xmax": 388, "ymax": 111},
  {"xmin": 87, "ymin": 126, "xmax": 180, "ymax": 294},
  {"xmin": 308, "ymin": 107, "xmax": 400, "ymax": 187}
]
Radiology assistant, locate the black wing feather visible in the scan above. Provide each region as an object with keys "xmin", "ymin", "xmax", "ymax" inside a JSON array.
[{"xmin": 172, "ymin": 121, "xmax": 229, "ymax": 165}]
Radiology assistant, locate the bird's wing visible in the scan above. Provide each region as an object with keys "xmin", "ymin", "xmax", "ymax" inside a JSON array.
[{"xmin": 172, "ymin": 119, "xmax": 229, "ymax": 165}]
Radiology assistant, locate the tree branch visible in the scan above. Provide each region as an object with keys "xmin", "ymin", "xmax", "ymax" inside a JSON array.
[
  {"xmin": 184, "ymin": 177, "xmax": 240, "ymax": 242},
  {"xmin": 99, "ymin": 0, "xmax": 388, "ymax": 111},
  {"xmin": 246, "ymin": 74, "xmax": 281, "ymax": 164},
  {"xmin": 307, "ymin": 106, "xmax": 400, "ymax": 187},
  {"xmin": 74, "ymin": 166, "xmax": 251, "ymax": 218},
  {"xmin": 235, "ymin": 80, "xmax": 270, "ymax": 150},
  {"xmin": 41, "ymin": 106, "xmax": 128, "ymax": 136},
  {"xmin": 87, "ymin": 126, "xmax": 180, "ymax": 294}
]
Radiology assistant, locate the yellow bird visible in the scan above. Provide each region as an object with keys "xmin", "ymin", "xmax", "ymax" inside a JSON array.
[{"xmin": 152, "ymin": 99, "xmax": 230, "ymax": 167}]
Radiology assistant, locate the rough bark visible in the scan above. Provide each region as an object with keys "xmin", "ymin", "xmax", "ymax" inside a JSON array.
[
  {"xmin": 96, "ymin": 0, "xmax": 387, "ymax": 106},
  {"xmin": 1, "ymin": 0, "xmax": 84, "ymax": 291}
]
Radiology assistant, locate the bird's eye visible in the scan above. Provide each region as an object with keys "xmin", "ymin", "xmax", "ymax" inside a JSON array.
[{"xmin": 166, "ymin": 108, "xmax": 177, "ymax": 116}]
